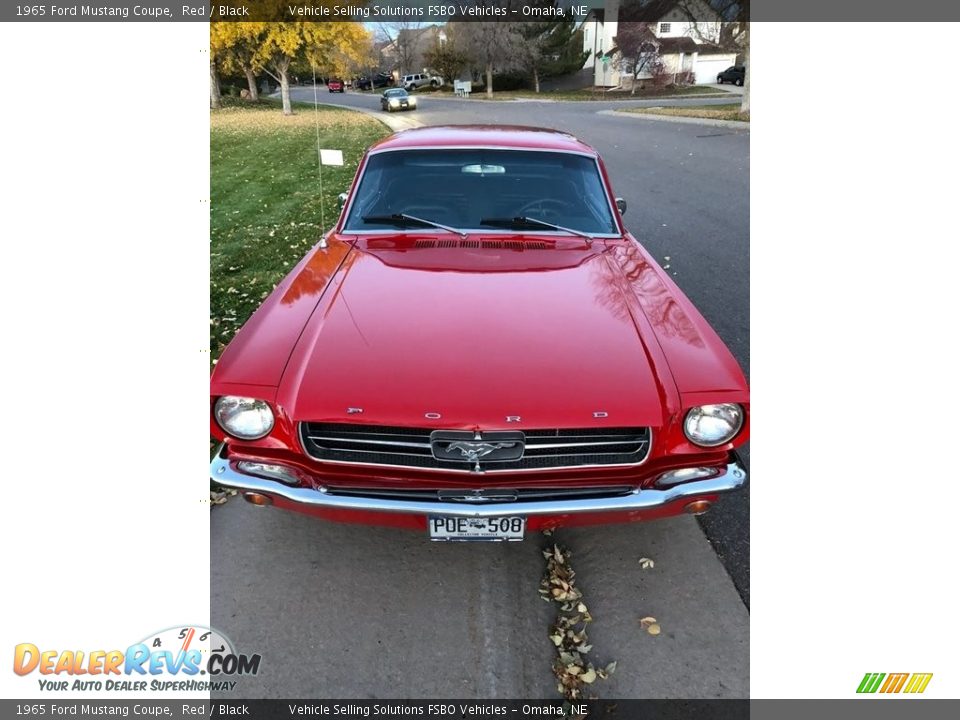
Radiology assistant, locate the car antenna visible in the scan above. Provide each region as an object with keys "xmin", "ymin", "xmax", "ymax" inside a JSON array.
[{"xmin": 312, "ymin": 63, "xmax": 328, "ymax": 249}]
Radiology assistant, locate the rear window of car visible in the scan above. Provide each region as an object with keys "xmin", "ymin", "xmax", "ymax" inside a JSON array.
[{"xmin": 343, "ymin": 149, "xmax": 618, "ymax": 236}]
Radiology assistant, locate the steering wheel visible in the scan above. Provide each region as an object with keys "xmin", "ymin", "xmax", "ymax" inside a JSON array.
[{"xmin": 515, "ymin": 198, "xmax": 568, "ymax": 220}]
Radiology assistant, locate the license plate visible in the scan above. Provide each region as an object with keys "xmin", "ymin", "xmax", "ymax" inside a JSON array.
[{"xmin": 428, "ymin": 516, "xmax": 525, "ymax": 541}]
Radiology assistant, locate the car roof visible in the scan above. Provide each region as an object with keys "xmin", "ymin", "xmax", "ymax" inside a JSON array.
[{"xmin": 369, "ymin": 125, "xmax": 597, "ymax": 154}]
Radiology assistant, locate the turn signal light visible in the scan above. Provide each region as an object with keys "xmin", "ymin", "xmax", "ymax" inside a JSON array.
[
  {"xmin": 683, "ymin": 500, "xmax": 712, "ymax": 515},
  {"xmin": 243, "ymin": 492, "xmax": 272, "ymax": 507}
]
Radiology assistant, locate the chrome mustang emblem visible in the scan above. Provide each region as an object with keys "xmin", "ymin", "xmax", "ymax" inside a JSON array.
[
  {"xmin": 445, "ymin": 441, "xmax": 519, "ymax": 463},
  {"xmin": 430, "ymin": 430, "xmax": 526, "ymax": 472},
  {"xmin": 438, "ymin": 489, "xmax": 519, "ymax": 504}
]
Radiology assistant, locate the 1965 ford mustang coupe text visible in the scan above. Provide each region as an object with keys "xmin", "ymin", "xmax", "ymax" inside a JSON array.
[{"xmin": 210, "ymin": 126, "xmax": 749, "ymax": 541}]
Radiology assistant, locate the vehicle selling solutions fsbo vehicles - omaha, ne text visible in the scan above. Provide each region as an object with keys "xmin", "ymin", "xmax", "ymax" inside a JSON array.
[{"xmin": 210, "ymin": 126, "xmax": 749, "ymax": 542}]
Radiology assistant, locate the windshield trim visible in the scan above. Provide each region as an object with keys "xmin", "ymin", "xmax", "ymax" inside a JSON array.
[{"xmin": 338, "ymin": 145, "xmax": 623, "ymax": 237}]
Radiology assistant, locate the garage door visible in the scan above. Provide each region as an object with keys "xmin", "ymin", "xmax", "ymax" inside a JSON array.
[{"xmin": 695, "ymin": 57, "xmax": 734, "ymax": 85}]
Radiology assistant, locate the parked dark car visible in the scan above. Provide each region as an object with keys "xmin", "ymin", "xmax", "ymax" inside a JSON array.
[
  {"xmin": 716, "ymin": 66, "xmax": 745, "ymax": 86},
  {"xmin": 327, "ymin": 78, "xmax": 345, "ymax": 93},
  {"xmin": 380, "ymin": 88, "xmax": 417, "ymax": 112},
  {"xmin": 357, "ymin": 73, "xmax": 393, "ymax": 90}
]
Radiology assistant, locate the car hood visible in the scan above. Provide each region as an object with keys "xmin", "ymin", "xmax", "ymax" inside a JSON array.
[{"xmin": 277, "ymin": 239, "xmax": 678, "ymax": 430}]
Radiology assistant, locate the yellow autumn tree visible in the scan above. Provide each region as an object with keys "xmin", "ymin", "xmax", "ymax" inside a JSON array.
[
  {"xmin": 210, "ymin": 22, "xmax": 267, "ymax": 101},
  {"xmin": 246, "ymin": 22, "xmax": 371, "ymax": 115}
]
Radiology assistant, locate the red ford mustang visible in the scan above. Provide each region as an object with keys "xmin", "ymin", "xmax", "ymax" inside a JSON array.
[{"xmin": 210, "ymin": 126, "xmax": 749, "ymax": 541}]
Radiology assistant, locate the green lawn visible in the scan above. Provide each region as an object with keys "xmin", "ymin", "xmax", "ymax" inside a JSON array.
[
  {"xmin": 414, "ymin": 85, "xmax": 727, "ymax": 101},
  {"xmin": 619, "ymin": 103, "xmax": 750, "ymax": 122},
  {"xmin": 210, "ymin": 101, "xmax": 388, "ymax": 360}
]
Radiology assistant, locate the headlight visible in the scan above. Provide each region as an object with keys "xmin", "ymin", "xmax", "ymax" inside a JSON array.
[
  {"xmin": 408, "ymin": 97, "xmax": 417, "ymax": 105},
  {"xmin": 214, "ymin": 396, "xmax": 274, "ymax": 440},
  {"xmin": 683, "ymin": 404, "xmax": 743, "ymax": 447}
]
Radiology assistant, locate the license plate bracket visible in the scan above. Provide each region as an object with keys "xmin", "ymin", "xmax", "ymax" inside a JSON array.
[{"xmin": 428, "ymin": 516, "xmax": 526, "ymax": 541}]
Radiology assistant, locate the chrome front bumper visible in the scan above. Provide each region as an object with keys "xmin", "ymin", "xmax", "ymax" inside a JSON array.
[{"xmin": 210, "ymin": 446, "xmax": 747, "ymax": 518}]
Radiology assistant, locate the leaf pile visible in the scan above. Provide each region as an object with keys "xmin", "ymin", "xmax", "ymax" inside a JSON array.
[
  {"xmin": 210, "ymin": 488, "xmax": 236, "ymax": 506},
  {"xmin": 539, "ymin": 544, "xmax": 616, "ymax": 701}
]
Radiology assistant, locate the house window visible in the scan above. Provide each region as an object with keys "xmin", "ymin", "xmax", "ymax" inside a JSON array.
[{"xmin": 659, "ymin": 22, "xmax": 671, "ymax": 33}]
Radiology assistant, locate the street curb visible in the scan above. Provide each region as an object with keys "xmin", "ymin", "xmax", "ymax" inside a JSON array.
[
  {"xmin": 319, "ymin": 101, "xmax": 423, "ymax": 132},
  {"xmin": 598, "ymin": 109, "xmax": 749, "ymax": 129}
]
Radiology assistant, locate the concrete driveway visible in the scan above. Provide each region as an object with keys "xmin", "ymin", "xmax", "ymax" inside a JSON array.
[
  {"xmin": 212, "ymin": 88, "xmax": 750, "ymax": 698},
  {"xmin": 702, "ymin": 83, "xmax": 745, "ymax": 95}
]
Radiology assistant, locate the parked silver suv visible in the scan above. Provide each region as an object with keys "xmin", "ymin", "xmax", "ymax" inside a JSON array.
[{"xmin": 402, "ymin": 73, "xmax": 440, "ymax": 90}]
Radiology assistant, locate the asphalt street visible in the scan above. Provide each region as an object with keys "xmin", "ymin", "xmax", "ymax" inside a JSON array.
[{"xmin": 212, "ymin": 87, "xmax": 750, "ymax": 697}]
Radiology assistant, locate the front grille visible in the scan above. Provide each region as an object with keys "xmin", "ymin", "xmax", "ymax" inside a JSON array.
[{"xmin": 299, "ymin": 423, "xmax": 651, "ymax": 472}]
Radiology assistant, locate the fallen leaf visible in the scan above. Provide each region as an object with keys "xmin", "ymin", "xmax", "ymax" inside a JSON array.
[
  {"xmin": 581, "ymin": 669, "xmax": 597, "ymax": 684},
  {"xmin": 638, "ymin": 557, "xmax": 655, "ymax": 569},
  {"xmin": 647, "ymin": 623, "xmax": 661, "ymax": 636}
]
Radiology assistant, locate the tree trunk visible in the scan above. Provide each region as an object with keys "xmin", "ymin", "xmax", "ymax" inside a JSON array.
[
  {"xmin": 244, "ymin": 68, "xmax": 259, "ymax": 101},
  {"xmin": 210, "ymin": 58, "xmax": 222, "ymax": 109},
  {"xmin": 370, "ymin": 67, "xmax": 377, "ymax": 93},
  {"xmin": 533, "ymin": 68, "xmax": 540, "ymax": 93},
  {"xmin": 739, "ymin": 25, "xmax": 750, "ymax": 114},
  {"xmin": 280, "ymin": 69, "xmax": 292, "ymax": 115},
  {"xmin": 485, "ymin": 62, "xmax": 493, "ymax": 99}
]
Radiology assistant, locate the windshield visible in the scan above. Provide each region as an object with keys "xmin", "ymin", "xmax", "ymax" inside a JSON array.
[
  {"xmin": 384, "ymin": 89, "xmax": 407, "ymax": 97},
  {"xmin": 343, "ymin": 149, "xmax": 619, "ymax": 235}
]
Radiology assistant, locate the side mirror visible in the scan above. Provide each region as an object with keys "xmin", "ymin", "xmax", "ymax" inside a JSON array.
[
  {"xmin": 337, "ymin": 192, "xmax": 348, "ymax": 209},
  {"xmin": 615, "ymin": 197, "xmax": 627, "ymax": 216}
]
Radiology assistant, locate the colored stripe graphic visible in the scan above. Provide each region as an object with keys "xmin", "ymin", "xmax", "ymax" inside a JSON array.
[
  {"xmin": 880, "ymin": 673, "xmax": 909, "ymax": 693},
  {"xmin": 857, "ymin": 673, "xmax": 885, "ymax": 693},
  {"xmin": 904, "ymin": 673, "xmax": 933, "ymax": 694},
  {"xmin": 857, "ymin": 672, "xmax": 932, "ymax": 694}
]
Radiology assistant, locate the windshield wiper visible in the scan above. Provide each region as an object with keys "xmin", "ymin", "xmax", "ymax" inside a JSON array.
[
  {"xmin": 479, "ymin": 216, "xmax": 595, "ymax": 242},
  {"xmin": 361, "ymin": 213, "xmax": 466, "ymax": 239}
]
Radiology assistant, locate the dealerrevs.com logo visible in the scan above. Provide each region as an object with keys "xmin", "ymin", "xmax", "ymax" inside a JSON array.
[
  {"xmin": 13, "ymin": 625, "xmax": 261, "ymax": 693},
  {"xmin": 857, "ymin": 672, "xmax": 933, "ymax": 694}
]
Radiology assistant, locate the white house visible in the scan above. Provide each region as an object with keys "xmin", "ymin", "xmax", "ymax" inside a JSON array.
[{"xmin": 580, "ymin": 0, "xmax": 739, "ymax": 87}]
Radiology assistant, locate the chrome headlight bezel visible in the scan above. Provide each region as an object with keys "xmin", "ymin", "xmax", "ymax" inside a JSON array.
[
  {"xmin": 683, "ymin": 404, "xmax": 744, "ymax": 448},
  {"xmin": 214, "ymin": 396, "xmax": 275, "ymax": 440}
]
